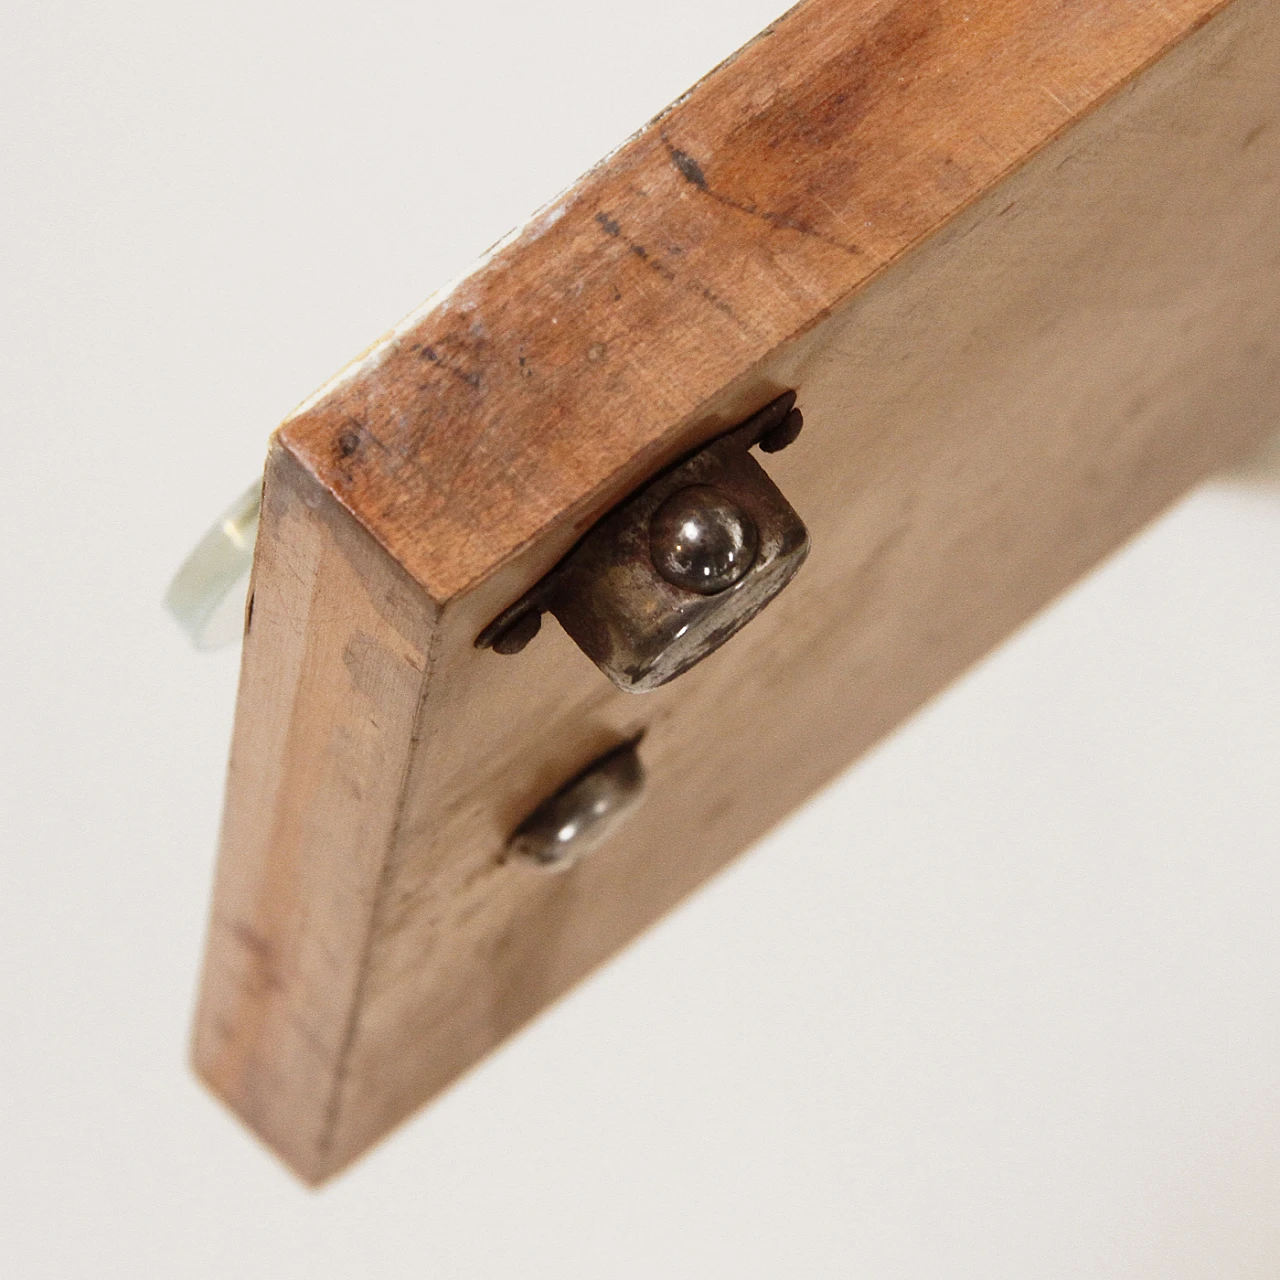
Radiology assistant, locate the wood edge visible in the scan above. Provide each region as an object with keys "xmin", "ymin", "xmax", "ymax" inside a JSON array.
[
  {"xmin": 267, "ymin": 431, "xmax": 453, "ymax": 611},
  {"xmin": 190, "ymin": 442, "xmax": 442, "ymax": 1184},
  {"xmin": 189, "ymin": 1044, "xmax": 332, "ymax": 1188},
  {"xmin": 275, "ymin": 0, "xmax": 1238, "ymax": 609}
]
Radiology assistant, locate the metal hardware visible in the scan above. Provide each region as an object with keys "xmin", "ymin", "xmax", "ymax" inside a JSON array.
[
  {"xmin": 649, "ymin": 485, "xmax": 758, "ymax": 594},
  {"xmin": 506, "ymin": 741, "xmax": 645, "ymax": 871},
  {"xmin": 477, "ymin": 391, "xmax": 809, "ymax": 692}
]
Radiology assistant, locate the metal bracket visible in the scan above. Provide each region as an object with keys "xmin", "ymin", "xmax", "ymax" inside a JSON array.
[{"xmin": 476, "ymin": 391, "xmax": 809, "ymax": 692}]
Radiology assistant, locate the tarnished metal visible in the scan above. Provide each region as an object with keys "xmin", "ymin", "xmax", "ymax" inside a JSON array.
[
  {"xmin": 506, "ymin": 741, "xmax": 645, "ymax": 871},
  {"xmin": 477, "ymin": 392, "xmax": 809, "ymax": 692}
]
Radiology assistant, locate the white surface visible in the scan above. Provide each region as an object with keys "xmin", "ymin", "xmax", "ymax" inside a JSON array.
[{"xmin": 2, "ymin": 2, "xmax": 1279, "ymax": 1276}]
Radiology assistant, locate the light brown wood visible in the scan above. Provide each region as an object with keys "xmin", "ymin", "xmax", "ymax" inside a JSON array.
[{"xmin": 194, "ymin": 0, "xmax": 1280, "ymax": 1183}]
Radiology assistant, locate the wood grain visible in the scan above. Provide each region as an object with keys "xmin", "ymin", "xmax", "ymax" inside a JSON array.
[
  {"xmin": 194, "ymin": 0, "xmax": 1280, "ymax": 1182},
  {"xmin": 279, "ymin": 0, "xmax": 1237, "ymax": 605}
]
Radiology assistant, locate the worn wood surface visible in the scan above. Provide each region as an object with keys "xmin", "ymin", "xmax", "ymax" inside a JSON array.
[{"xmin": 194, "ymin": 0, "xmax": 1280, "ymax": 1182}]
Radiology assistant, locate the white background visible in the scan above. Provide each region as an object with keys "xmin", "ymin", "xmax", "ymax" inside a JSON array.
[{"xmin": 2, "ymin": 1, "xmax": 1279, "ymax": 1275}]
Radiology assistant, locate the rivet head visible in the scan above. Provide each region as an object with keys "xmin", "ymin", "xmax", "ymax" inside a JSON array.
[
  {"xmin": 648, "ymin": 485, "xmax": 758, "ymax": 595},
  {"xmin": 507, "ymin": 741, "xmax": 645, "ymax": 871}
]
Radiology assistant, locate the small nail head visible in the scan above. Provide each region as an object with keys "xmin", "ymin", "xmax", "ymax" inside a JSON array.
[
  {"xmin": 490, "ymin": 610, "xmax": 542, "ymax": 655},
  {"xmin": 757, "ymin": 407, "xmax": 804, "ymax": 453}
]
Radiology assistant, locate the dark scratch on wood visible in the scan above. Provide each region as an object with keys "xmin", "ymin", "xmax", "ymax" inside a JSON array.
[
  {"xmin": 594, "ymin": 208, "xmax": 755, "ymax": 333},
  {"xmin": 413, "ymin": 342, "xmax": 483, "ymax": 391},
  {"xmin": 660, "ymin": 134, "xmax": 865, "ymax": 258}
]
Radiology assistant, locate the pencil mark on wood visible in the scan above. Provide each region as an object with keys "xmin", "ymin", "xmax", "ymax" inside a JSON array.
[
  {"xmin": 414, "ymin": 342, "xmax": 482, "ymax": 391},
  {"xmin": 666, "ymin": 144, "xmax": 708, "ymax": 189},
  {"xmin": 660, "ymin": 134, "xmax": 865, "ymax": 258},
  {"xmin": 595, "ymin": 206, "xmax": 754, "ymax": 332}
]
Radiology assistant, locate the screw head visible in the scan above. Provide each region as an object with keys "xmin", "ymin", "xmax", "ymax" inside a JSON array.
[
  {"xmin": 507, "ymin": 741, "xmax": 645, "ymax": 871},
  {"xmin": 648, "ymin": 485, "xmax": 758, "ymax": 595}
]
